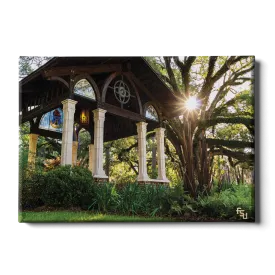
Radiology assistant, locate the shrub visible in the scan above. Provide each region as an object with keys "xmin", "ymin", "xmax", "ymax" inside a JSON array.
[
  {"xmin": 41, "ymin": 165, "xmax": 94, "ymax": 208},
  {"xmin": 196, "ymin": 184, "xmax": 255, "ymax": 219},
  {"xmin": 19, "ymin": 171, "xmax": 46, "ymax": 210}
]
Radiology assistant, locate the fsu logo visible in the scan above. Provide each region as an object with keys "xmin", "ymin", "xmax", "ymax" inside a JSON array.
[{"xmin": 50, "ymin": 109, "xmax": 62, "ymax": 129}]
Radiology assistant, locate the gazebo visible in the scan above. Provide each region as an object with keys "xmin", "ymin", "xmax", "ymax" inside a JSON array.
[{"xmin": 19, "ymin": 57, "xmax": 181, "ymax": 183}]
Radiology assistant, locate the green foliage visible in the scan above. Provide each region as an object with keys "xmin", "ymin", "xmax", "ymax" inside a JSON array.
[
  {"xmin": 196, "ymin": 184, "xmax": 254, "ymax": 219},
  {"xmin": 19, "ymin": 56, "xmax": 52, "ymax": 78},
  {"xmin": 108, "ymin": 137, "xmax": 138, "ymax": 183},
  {"xmin": 20, "ymin": 166, "xmax": 94, "ymax": 210},
  {"xmin": 89, "ymin": 183, "xmax": 171, "ymax": 216},
  {"xmin": 149, "ymin": 168, "xmax": 158, "ymax": 179},
  {"xmin": 89, "ymin": 183, "xmax": 119, "ymax": 212},
  {"xmin": 77, "ymin": 128, "xmax": 91, "ymax": 167},
  {"xmin": 19, "ymin": 147, "xmax": 29, "ymax": 181},
  {"xmin": 42, "ymin": 166, "xmax": 94, "ymax": 207},
  {"xmin": 19, "ymin": 171, "xmax": 45, "ymax": 210},
  {"xmin": 19, "ymin": 164, "xmax": 254, "ymax": 220}
]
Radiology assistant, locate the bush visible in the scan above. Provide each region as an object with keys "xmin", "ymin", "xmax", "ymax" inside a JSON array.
[
  {"xmin": 19, "ymin": 171, "xmax": 46, "ymax": 210},
  {"xmin": 41, "ymin": 165, "xmax": 94, "ymax": 208},
  {"xmin": 196, "ymin": 184, "xmax": 255, "ymax": 219}
]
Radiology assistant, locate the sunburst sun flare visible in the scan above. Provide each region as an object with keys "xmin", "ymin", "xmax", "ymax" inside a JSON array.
[{"xmin": 185, "ymin": 96, "xmax": 200, "ymax": 111}]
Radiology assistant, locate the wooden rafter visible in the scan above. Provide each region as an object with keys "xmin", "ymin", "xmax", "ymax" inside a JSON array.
[{"xmin": 43, "ymin": 64, "xmax": 122, "ymax": 77}]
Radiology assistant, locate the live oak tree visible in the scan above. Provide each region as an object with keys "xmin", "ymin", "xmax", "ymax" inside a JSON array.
[{"xmin": 146, "ymin": 56, "xmax": 254, "ymax": 197}]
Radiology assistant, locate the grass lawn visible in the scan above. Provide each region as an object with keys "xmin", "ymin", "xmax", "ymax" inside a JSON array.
[{"xmin": 19, "ymin": 211, "xmax": 174, "ymax": 223}]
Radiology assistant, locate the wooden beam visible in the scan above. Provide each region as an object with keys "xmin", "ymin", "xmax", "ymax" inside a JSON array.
[
  {"xmin": 20, "ymin": 94, "xmax": 68, "ymax": 124},
  {"xmin": 32, "ymin": 128, "xmax": 62, "ymax": 140},
  {"xmin": 126, "ymin": 72, "xmax": 182, "ymax": 119},
  {"xmin": 102, "ymin": 102, "xmax": 145, "ymax": 122},
  {"xmin": 125, "ymin": 72, "xmax": 156, "ymax": 102},
  {"xmin": 43, "ymin": 64, "xmax": 122, "ymax": 77},
  {"xmin": 47, "ymin": 76, "xmax": 69, "ymax": 88}
]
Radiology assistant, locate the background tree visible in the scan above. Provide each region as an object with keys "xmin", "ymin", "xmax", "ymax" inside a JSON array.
[{"xmin": 146, "ymin": 56, "xmax": 254, "ymax": 196}]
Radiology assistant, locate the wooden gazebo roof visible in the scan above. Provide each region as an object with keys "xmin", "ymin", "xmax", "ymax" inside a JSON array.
[
  {"xmin": 19, "ymin": 56, "xmax": 181, "ymax": 118},
  {"xmin": 19, "ymin": 57, "xmax": 182, "ymax": 142}
]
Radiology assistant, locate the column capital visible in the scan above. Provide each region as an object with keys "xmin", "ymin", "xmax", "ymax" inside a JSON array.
[
  {"xmin": 93, "ymin": 108, "xmax": 107, "ymax": 120},
  {"xmin": 61, "ymin": 99, "xmax": 78, "ymax": 106},
  {"xmin": 136, "ymin": 122, "xmax": 148, "ymax": 133},
  {"xmin": 155, "ymin": 127, "xmax": 165, "ymax": 134},
  {"xmin": 93, "ymin": 108, "xmax": 107, "ymax": 115},
  {"xmin": 136, "ymin": 121, "xmax": 148, "ymax": 127}
]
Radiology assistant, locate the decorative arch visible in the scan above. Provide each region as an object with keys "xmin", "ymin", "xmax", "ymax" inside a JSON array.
[
  {"xmin": 102, "ymin": 72, "xmax": 143, "ymax": 115},
  {"xmin": 47, "ymin": 76, "xmax": 69, "ymax": 89},
  {"xmin": 143, "ymin": 102, "xmax": 161, "ymax": 122},
  {"xmin": 39, "ymin": 107, "xmax": 63, "ymax": 133},
  {"xmin": 101, "ymin": 72, "xmax": 119, "ymax": 103},
  {"xmin": 73, "ymin": 74, "xmax": 100, "ymax": 101},
  {"xmin": 76, "ymin": 124, "xmax": 93, "ymax": 143}
]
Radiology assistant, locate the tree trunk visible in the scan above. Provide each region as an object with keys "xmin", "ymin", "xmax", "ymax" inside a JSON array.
[{"xmin": 235, "ymin": 167, "xmax": 240, "ymax": 184}]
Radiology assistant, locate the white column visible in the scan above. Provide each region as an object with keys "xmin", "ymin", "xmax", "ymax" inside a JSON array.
[
  {"xmin": 136, "ymin": 122, "xmax": 150, "ymax": 182},
  {"xmin": 156, "ymin": 127, "xmax": 169, "ymax": 182},
  {"xmin": 93, "ymin": 108, "xmax": 108, "ymax": 178},
  {"xmin": 61, "ymin": 99, "xmax": 77, "ymax": 165},
  {"xmin": 88, "ymin": 144, "xmax": 94, "ymax": 172},
  {"xmin": 28, "ymin": 133, "xmax": 39, "ymax": 169},
  {"xmin": 72, "ymin": 141, "xmax": 78, "ymax": 166}
]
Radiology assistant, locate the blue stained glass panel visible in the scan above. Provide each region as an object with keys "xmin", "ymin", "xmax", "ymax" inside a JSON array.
[{"xmin": 39, "ymin": 108, "xmax": 63, "ymax": 133}]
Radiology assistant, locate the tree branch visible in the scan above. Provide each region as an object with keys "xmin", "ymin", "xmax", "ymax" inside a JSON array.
[
  {"xmin": 173, "ymin": 56, "xmax": 185, "ymax": 71},
  {"xmin": 211, "ymin": 147, "xmax": 254, "ymax": 163},
  {"xmin": 163, "ymin": 57, "xmax": 180, "ymax": 94},
  {"xmin": 206, "ymin": 69, "xmax": 253, "ymax": 117},
  {"xmin": 206, "ymin": 138, "xmax": 254, "ymax": 149},
  {"xmin": 199, "ymin": 116, "xmax": 254, "ymax": 130},
  {"xmin": 211, "ymin": 56, "xmax": 248, "ymax": 83},
  {"xmin": 205, "ymin": 56, "xmax": 218, "ymax": 83},
  {"xmin": 182, "ymin": 56, "xmax": 196, "ymax": 96},
  {"xmin": 158, "ymin": 73, "xmax": 172, "ymax": 86}
]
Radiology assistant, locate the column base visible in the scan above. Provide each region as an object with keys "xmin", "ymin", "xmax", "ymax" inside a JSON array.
[
  {"xmin": 157, "ymin": 177, "xmax": 170, "ymax": 183},
  {"xmin": 137, "ymin": 175, "xmax": 150, "ymax": 182},
  {"xmin": 93, "ymin": 175, "xmax": 109, "ymax": 183},
  {"xmin": 137, "ymin": 179, "xmax": 170, "ymax": 186}
]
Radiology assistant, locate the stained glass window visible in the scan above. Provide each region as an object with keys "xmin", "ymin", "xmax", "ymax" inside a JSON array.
[
  {"xmin": 74, "ymin": 79, "xmax": 96, "ymax": 100},
  {"xmin": 145, "ymin": 105, "xmax": 159, "ymax": 122},
  {"xmin": 39, "ymin": 108, "xmax": 63, "ymax": 133}
]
